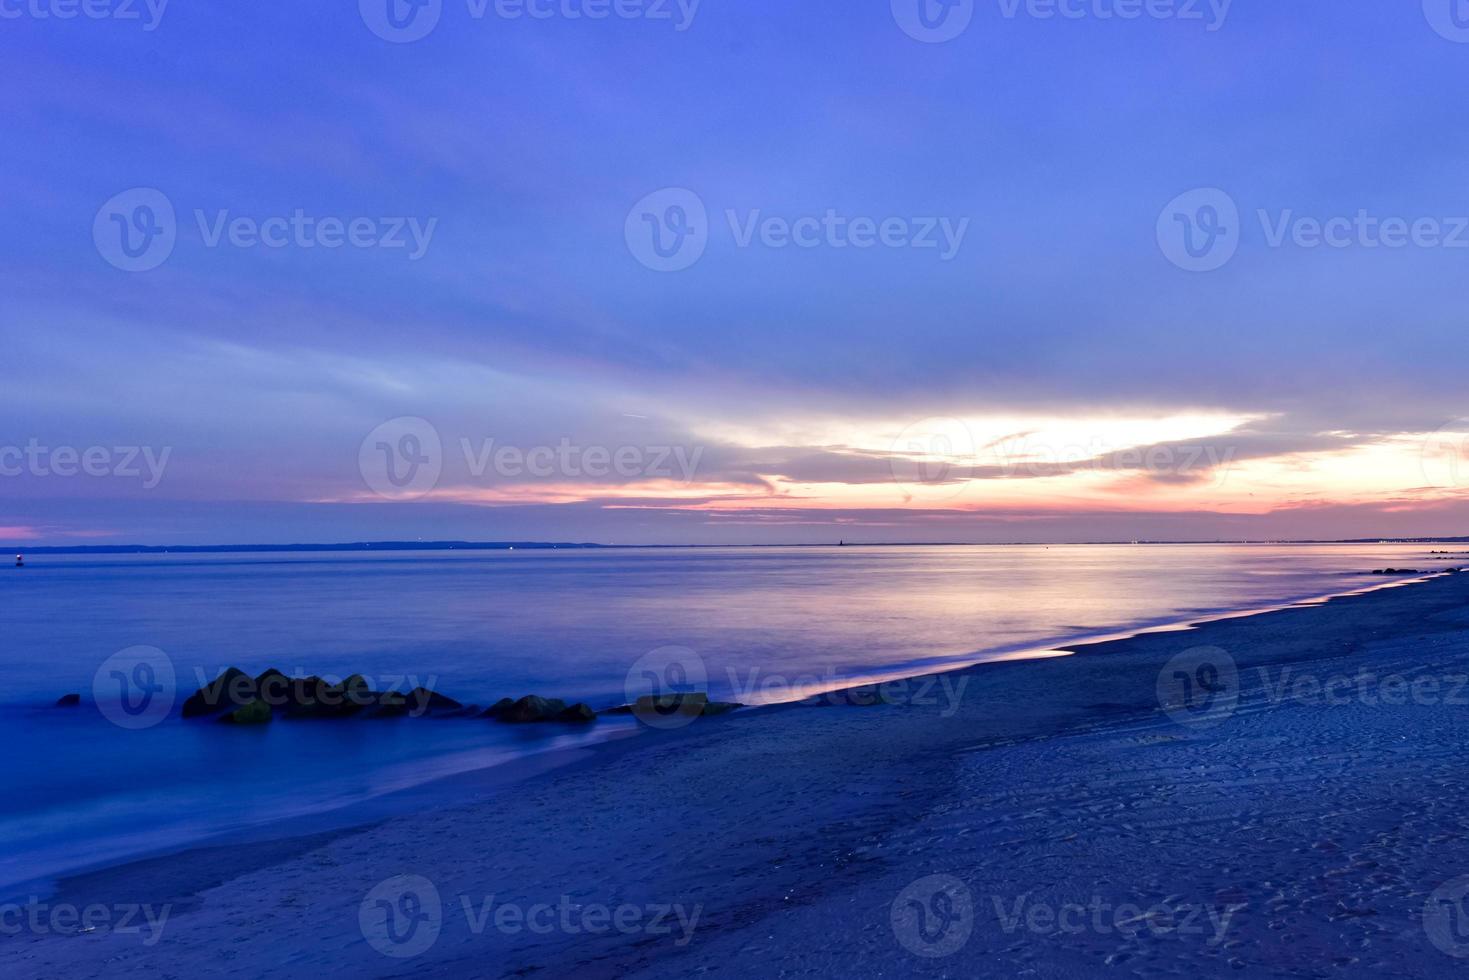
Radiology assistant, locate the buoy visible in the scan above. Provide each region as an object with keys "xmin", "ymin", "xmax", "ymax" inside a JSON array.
[{"xmin": 15, "ymin": 555, "xmax": 22, "ymax": 567}]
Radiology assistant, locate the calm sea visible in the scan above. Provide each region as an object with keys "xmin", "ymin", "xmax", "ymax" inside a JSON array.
[{"xmin": 0, "ymin": 543, "xmax": 1444, "ymax": 895}]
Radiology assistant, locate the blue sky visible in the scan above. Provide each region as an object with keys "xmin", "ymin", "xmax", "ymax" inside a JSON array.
[{"xmin": 4, "ymin": 1, "xmax": 1469, "ymax": 544}]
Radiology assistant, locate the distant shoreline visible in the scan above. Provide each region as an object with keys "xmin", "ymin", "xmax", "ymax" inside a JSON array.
[{"xmin": 9, "ymin": 537, "xmax": 1469, "ymax": 555}]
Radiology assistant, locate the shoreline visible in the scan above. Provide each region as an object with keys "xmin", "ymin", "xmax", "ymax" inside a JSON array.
[
  {"xmin": 12, "ymin": 569, "xmax": 1453, "ymax": 908},
  {"xmin": 5, "ymin": 567, "xmax": 1439, "ymax": 905},
  {"xmin": 10, "ymin": 571, "xmax": 1469, "ymax": 974},
  {"xmin": 2, "ymin": 575, "xmax": 1457, "ymax": 940}
]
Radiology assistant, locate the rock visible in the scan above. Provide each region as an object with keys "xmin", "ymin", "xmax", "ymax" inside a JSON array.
[
  {"xmin": 497, "ymin": 695, "xmax": 568, "ymax": 723},
  {"xmin": 313, "ymin": 674, "xmax": 375, "ymax": 717},
  {"xmin": 636, "ymin": 692, "xmax": 708, "ymax": 720},
  {"xmin": 289, "ymin": 675, "xmax": 373, "ymax": 719},
  {"xmin": 55, "ymin": 693, "xmax": 81, "ymax": 707},
  {"xmin": 182, "ymin": 667, "xmax": 253, "ymax": 717},
  {"xmin": 284, "ymin": 676, "xmax": 330, "ymax": 715},
  {"xmin": 221, "ymin": 699, "xmax": 271, "ymax": 725},
  {"xmin": 371, "ymin": 692, "xmax": 410, "ymax": 718},
  {"xmin": 405, "ymin": 687, "xmax": 463, "ymax": 716},
  {"xmin": 252, "ymin": 668, "xmax": 291, "ymax": 709},
  {"xmin": 481, "ymin": 697, "xmax": 516, "ymax": 719},
  {"xmin": 602, "ymin": 692, "xmax": 740, "ymax": 720},
  {"xmin": 557, "ymin": 702, "xmax": 597, "ymax": 723}
]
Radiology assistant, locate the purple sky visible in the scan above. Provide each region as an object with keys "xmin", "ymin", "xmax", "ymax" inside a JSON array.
[{"xmin": 4, "ymin": 1, "xmax": 1469, "ymax": 545}]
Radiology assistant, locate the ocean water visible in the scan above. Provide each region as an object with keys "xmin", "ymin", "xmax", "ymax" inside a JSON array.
[{"xmin": 0, "ymin": 542, "xmax": 1447, "ymax": 896}]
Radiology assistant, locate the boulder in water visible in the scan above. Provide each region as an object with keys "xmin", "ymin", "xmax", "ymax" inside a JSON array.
[
  {"xmin": 222, "ymin": 699, "xmax": 271, "ymax": 725},
  {"xmin": 557, "ymin": 702, "xmax": 597, "ymax": 723},
  {"xmin": 405, "ymin": 687, "xmax": 463, "ymax": 716},
  {"xmin": 498, "ymin": 695, "xmax": 567, "ymax": 723},
  {"xmin": 182, "ymin": 667, "xmax": 253, "ymax": 718},
  {"xmin": 482, "ymin": 697, "xmax": 516, "ymax": 719}
]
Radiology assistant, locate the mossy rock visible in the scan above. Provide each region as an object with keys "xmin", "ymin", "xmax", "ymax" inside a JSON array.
[{"xmin": 224, "ymin": 699, "xmax": 272, "ymax": 725}]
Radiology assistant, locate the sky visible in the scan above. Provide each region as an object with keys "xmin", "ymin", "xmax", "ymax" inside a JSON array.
[{"xmin": 3, "ymin": 0, "xmax": 1469, "ymax": 545}]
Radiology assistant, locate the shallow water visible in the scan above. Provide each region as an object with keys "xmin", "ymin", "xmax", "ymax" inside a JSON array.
[{"xmin": 0, "ymin": 542, "xmax": 1446, "ymax": 895}]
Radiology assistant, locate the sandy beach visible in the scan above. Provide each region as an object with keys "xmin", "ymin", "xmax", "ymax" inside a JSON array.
[{"xmin": 6, "ymin": 572, "xmax": 1469, "ymax": 978}]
